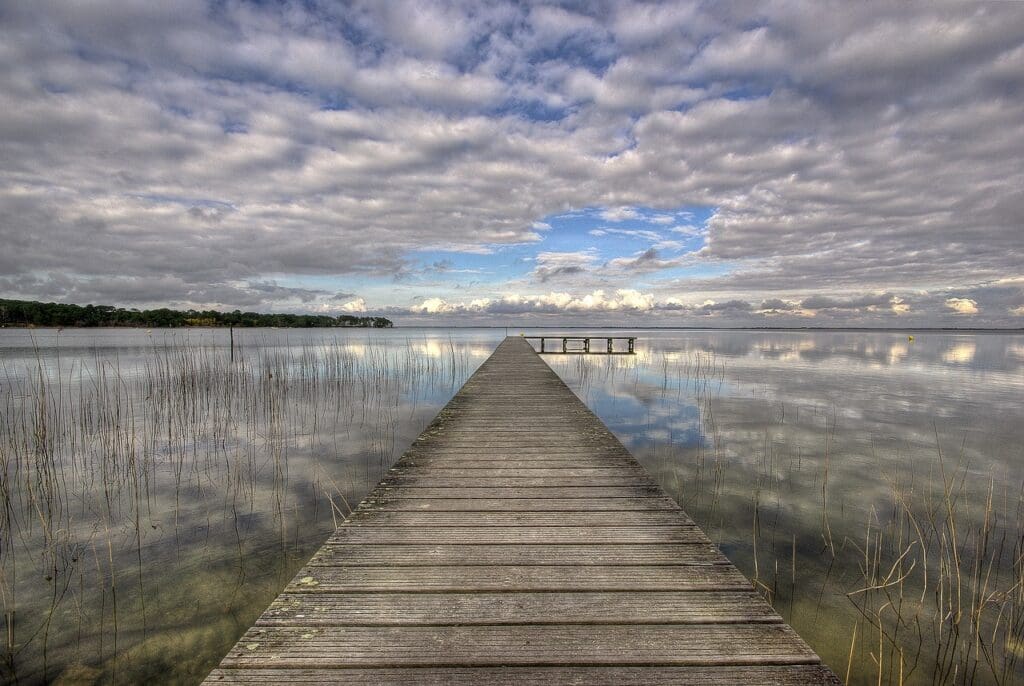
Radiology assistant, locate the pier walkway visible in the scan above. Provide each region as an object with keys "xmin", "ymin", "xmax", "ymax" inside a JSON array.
[{"xmin": 205, "ymin": 337, "xmax": 838, "ymax": 685}]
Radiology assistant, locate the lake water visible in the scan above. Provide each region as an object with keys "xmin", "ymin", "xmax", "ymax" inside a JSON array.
[{"xmin": 1, "ymin": 328, "xmax": 1022, "ymax": 684}]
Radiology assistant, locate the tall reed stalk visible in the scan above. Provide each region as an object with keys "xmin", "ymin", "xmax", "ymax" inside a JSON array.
[
  {"xmin": 557, "ymin": 341, "xmax": 1024, "ymax": 685},
  {"xmin": 0, "ymin": 332, "xmax": 478, "ymax": 683}
]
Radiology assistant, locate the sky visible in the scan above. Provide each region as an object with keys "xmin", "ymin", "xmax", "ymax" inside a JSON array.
[{"xmin": 1, "ymin": 1, "xmax": 1022, "ymax": 327}]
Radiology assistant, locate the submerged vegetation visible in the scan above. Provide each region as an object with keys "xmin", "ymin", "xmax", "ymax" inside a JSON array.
[{"xmin": 0, "ymin": 299, "xmax": 392, "ymax": 329}]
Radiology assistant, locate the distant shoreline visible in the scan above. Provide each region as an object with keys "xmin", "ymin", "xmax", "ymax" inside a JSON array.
[
  {"xmin": 0, "ymin": 323, "xmax": 387, "ymax": 329},
  {"xmin": 390, "ymin": 325, "xmax": 1024, "ymax": 333},
  {"xmin": 2, "ymin": 324, "xmax": 1020, "ymax": 333},
  {"xmin": 0, "ymin": 298, "xmax": 392, "ymax": 328}
]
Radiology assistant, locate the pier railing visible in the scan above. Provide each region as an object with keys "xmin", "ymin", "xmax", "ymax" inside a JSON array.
[{"xmin": 523, "ymin": 335, "xmax": 635, "ymax": 355}]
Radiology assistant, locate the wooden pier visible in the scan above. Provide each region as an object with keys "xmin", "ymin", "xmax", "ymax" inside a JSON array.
[
  {"xmin": 525, "ymin": 334, "xmax": 635, "ymax": 354},
  {"xmin": 205, "ymin": 337, "xmax": 838, "ymax": 685}
]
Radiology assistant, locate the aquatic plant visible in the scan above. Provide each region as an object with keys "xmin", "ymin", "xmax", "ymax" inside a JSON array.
[
  {"xmin": 551, "ymin": 335, "xmax": 1024, "ymax": 685},
  {"xmin": 0, "ymin": 332, "xmax": 479, "ymax": 683}
]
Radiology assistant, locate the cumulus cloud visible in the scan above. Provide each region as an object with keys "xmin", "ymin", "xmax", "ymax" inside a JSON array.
[
  {"xmin": 339, "ymin": 297, "xmax": 367, "ymax": 313},
  {"xmin": 755, "ymin": 299, "xmax": 812, "ymax": 317},
  {"xmin": 1, "ymin": 2, "xmax": 1022, "ymax": 325},
  {"xmin": 405, "ymin": 289, "xmax": 655, "ymax": 316},
  {"xmin": 399, "ymin": 289, "xmax": 928, "ymax": 324},
  {"xmin": 730, "ymin": 293, "xmax": 908, "ymax": 319},
  {"xmin": 529, "ymin": 250, "xmax": 600, "ymax": 283},
  {"xmin": 411, "ymin": 297, "xmax": 452, "ymax": 314},
  {"xmin": 801, "ymin": 293, "xmax": 909, "ymax": 314},
  {"xmin": 945, "ymin": 297, "xmax": 979, "ymax": 315},
  {"xmin": 599, "ymin": 207, "xmax": 641, "ymax": 222}
]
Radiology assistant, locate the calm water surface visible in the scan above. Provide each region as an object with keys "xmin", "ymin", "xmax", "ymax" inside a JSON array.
[
  {"xmin": 544, "ymin": 330, "xmax": 1024, "ymax": 685},
  {"xmin": 0, "ymin": 328, "xmax": 499, "ymax": 685},
  {"xmin": 1, "ymin": 328, "xmax": 1022, "ymax": 684}
]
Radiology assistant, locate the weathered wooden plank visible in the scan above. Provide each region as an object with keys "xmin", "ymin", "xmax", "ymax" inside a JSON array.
[
  {"xmin": 398, "ymin": 456, "xmax": 639, "ymax": 466},
  {"xmin": 417, "ymin": 446, "xmax": 625, "ymax": 454},
  {"xmin": 205, "ymin": 665, "xmax": 842, "ymax": 685},
  {"xmin": 404, "ymin": 448, "xmax": 631, "ymax": 458},
  {"xmin": 219, "ymin": 624, "xmax": 819, "ymax": 667},
  {"xmin": 357, "ymin": 496, "xmax": 682, "ymax": 511},
  {"xmin": 346, "ymin": 511, "xmax": 691, "ymax": 527},
  {"xmin": 422, "ymin": 438, "xmax": 617, "ymax": 443},
  {"xmin": 324, "ymin": 525, "xmax": 708, "ymax": 545},
  {"xmin": 422, "ymin": 431, "xmax": 610, "ymax": 437},
  {"xmin": 431, "ymin": 412, "xmax": 600, "ymax": 419},
  {"xmin": 395, "ymin": 457, "xmax": 635, "ymax": 466},
  {"xmin": 308, "ymin": 543, "xmax": 727, "ymax": 566},
  {"xmin": 371, "ymin": 486, "xmax": 667, "ymax": 498},
  {"xmin": 420, "ymin": 422, "xmax": 606, "ymax": 428},
  {"xmin": 282, "ymin": 565, "xmax": 749, "ymax": 592},
  {"xmin": 385, "ymin": 467, "xmax": 649, "ymax": 479},
  {"xmin": 381, "ymin": 476, "xmax": 658, "ymax": 487},
  {"xmin": 257, "ymin": 591, "xmax": 779, "ymax": 626}
]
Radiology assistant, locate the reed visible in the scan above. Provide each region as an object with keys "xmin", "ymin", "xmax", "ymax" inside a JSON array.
[
  {"xmin": 555, "ymin": 341, "xmax": 1024, "ymax": 685},
  {"xmin": 0, "ymin": 331, "xmax": 477, "ymax": 683}
]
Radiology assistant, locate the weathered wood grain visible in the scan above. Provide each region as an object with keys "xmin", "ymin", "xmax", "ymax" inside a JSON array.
[
  {"xmin": 396, "ymin": 457, "xmax": 642, "ymax": 467},
  {"xmin": 372, "ymin": 485, "xmax": 667, "ymax": 498},
  {"xmin": 346, "ymin": 510, "xmax": 691, "ymax": 527},
  {"xmin": 281, "ymin": 565, "xmax": 749, "ymax": 592},
  {"xmin": 204, "ymin": 336, "xmax": 836, "ymax": 684},
  {"xmin": 205, "ymin": 665, "xmax": 842, "ymax": 685},
  {"xmin": 308, "ymin": 543, "xmax": 727, "ymax": 566},
  {"xmin": 385, "ymin": 467, "xmax": 650, "ymax": 479},
  {"xmin": 323, "ymin": 525, "xmax": 708, "ymax": 544},
  {"xmin": 404, "ymin": 446, "xmax": 630, "ymax": 456},
  {"xmin": 357, "ymin": 496, "xmax": 682, "ymax": 511},
  {"xmin": 220, "ymin": 624, "xmax": 819, "ymax": 667},
  {"xmin": 258, "ymin": 591, "xmax": 779, "ymax": 626},
  {"xmin": 381, "ymin": 475, "xmax": 658, "ymax": 487}
]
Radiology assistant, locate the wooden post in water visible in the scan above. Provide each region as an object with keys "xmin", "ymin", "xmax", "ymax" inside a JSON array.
[{"xmin": 229, "ymin": 325, "xmax": 234, "ymax": 363}]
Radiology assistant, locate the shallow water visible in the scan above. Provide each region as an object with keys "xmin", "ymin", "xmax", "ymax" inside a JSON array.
[
  {"xmin": 0, "ymin": 327, "xmax": 500, "ymax": 684},
  {"xmin": 541, "ymin": 330, "xmax": 1024, "ymax": 684},
  {"xmin": 1, "ymin": 328, "xmax": 1022, "ymax": 684}
]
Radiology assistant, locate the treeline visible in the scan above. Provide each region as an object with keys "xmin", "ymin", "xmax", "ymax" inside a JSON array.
[{"xmin": 0, "ymin": 299, "xmax": 392, "ymax": 329}]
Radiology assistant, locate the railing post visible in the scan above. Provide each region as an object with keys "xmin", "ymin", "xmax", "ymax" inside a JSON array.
[{"xmin": 524, "ymin": 335, "xmax": 636, "ymax": 355}]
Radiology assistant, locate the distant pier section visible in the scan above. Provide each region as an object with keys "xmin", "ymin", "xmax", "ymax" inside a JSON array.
[
  {"xmin": 205, "ymin": 336, "xmax": 837, "ymax": 684},
  {"xmin": 525, "ymin": 334, "xmax": 636, "ymax": 354}
]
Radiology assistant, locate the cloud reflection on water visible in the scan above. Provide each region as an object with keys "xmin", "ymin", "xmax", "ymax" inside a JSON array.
[
  {"xmin": 544, "ymin": 330, "xmax": 1024, "ymax": 684},
  {"xmin": 0, "ymin": 328, "xmax": 501, "ymax": 684}
]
